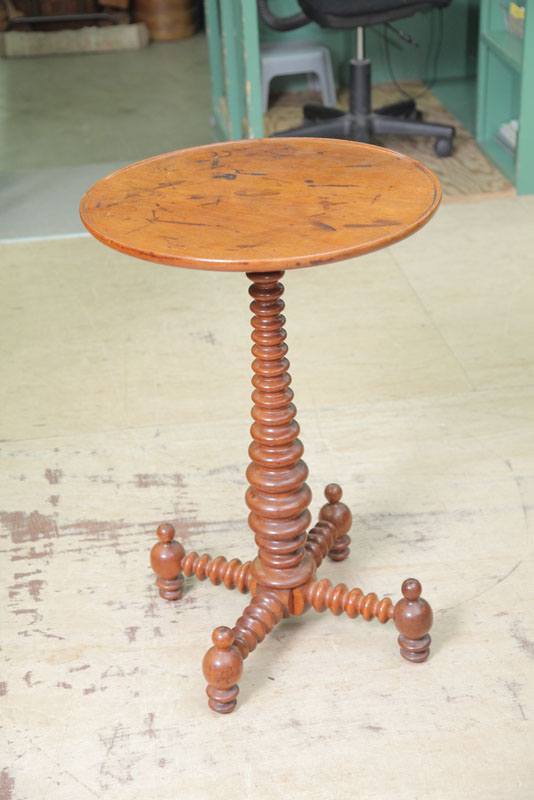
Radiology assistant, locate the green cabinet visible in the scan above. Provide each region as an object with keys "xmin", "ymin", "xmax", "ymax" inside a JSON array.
[
  {"xmin": 477, "ymin": 0, "xmax": 534, "ymax": 193},
  {"xmin": 204, "ymin": 0, "xmax": 263, "ymax": 140}
]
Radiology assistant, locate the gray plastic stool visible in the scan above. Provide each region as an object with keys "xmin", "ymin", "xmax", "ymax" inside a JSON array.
[{"xmin": 260, "ymin": 39, "xmax": 337, "ymax": 113}]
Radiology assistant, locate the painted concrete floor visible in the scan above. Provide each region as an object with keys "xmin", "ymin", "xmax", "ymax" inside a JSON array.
[
  {"xmin": 1, "ymin": 194, "xmax": 533, "ymax": 798},
  {"xmin": 0, "ymin": 35, "xmax": 214, "ymax": 240}
]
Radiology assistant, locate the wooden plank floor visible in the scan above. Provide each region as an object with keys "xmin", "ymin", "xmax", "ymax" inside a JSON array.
[{"xmin": 1, "ymin": 194, "xmax": 533, "ymax": 799}]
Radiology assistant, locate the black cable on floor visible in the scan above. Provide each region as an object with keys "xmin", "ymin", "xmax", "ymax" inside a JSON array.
[{"xmin": 382, "ymin": 9, "xmax": 445, "ymax": 102}]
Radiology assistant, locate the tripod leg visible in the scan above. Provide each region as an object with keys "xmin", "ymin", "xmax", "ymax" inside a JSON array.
[
  {"xmin": 300, "ymin": 577, "xmax": 432, "ymax": 662},
  {"xmin": 151, "ymin": 523, "xmax": 252, "ymax": 601},
  {"xmin": 202, "ymin": 591, "xmax": 286, "ymax": 713}
]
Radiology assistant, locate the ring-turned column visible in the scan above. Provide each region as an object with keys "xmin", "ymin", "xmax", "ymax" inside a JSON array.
[{"xmin": 245, "ymin": 272, "xmax": 315, "ymax": 591}]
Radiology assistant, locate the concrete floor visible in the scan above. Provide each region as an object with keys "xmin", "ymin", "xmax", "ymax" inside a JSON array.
[{"xmin": 0, "ymin": 35, "xmax": 214, "ymax": 239}]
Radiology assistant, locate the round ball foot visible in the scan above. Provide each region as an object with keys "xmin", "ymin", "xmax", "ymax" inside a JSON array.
[
  {"xmin": 150, "ymin": 523, "xmax": 185, "ymax": 602},
  {"xmin": 319, "ymin": 484, "xmax": 352, "ymax": 562},
  {"xmin": 327, "ymin": 536, "xmax": 351, "ymax": 562},
  {"xmin": 156, "ymin": 575, "xmax": 184, "ymax": 601},
  {"xmin": 202, "ymin": 626, "xmax": 243, "ymax": 715},
  {"xmin": 398, "ymin": 633, "xmax": 431, "ymax": 663},
  {"xmin": 393, "ymin": 579, "xmax": 433, "ymax": 663},
  {"xmin": 206, "ymin": 684, "xmax": 239, "ymax": 714}
]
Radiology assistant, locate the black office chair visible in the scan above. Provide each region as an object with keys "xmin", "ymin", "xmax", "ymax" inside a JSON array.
[{"xmin": 258, "ymin": 0, "xmax": 456, "ymax": 157}]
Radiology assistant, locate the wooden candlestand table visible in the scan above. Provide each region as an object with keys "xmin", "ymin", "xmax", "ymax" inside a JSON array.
[{"xmin": 80, "ymin": 138, "xmax": 440, "ymax": 714}]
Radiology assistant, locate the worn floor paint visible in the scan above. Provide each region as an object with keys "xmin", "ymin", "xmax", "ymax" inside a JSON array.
[{"xmin": 1, "ymin": 194, "xmax": 533, "ymax": 799}]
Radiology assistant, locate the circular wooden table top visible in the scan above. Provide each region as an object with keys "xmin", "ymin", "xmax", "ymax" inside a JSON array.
[{"xmin": 80, "ymin": 138, "xmax": 441, "ymax": 272}]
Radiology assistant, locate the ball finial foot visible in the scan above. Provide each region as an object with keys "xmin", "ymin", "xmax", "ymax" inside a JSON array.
[
  {"xmin": 325, "ymin": 483, "xmax": 342, "ymax": 504},
  {"xmin": 401, "ymin": 578, "xmax": 422, "ymax": 602},
  {"xmin": 319, "ymin": 483, "xmax": 352, "ymax": 561},
  {"xmin": 156, "ymin": 522, "xmax": 175, "ymax": 543},
  {"xmin": 393, "ymin": 578, "xmax": 433, "ymax": 663},
  {"xmin": 151, "ymin": 523, "xmax": 184, "ymax": 600},
  {"xmin": 211, "ymin": 625, "xmax": 235, "ymax": 649},
  {"xmin": 203, "ymin": 626, "xmax": 243, "ymax": 714}
]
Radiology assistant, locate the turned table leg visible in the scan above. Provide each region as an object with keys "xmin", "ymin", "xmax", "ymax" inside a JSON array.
[
  {"xmin": 150, "ymin": 523, "xmax": 253, "ymax": 598},
  {"xmin": 294, "ymin": 576, "xmax": 432, "ymax": 662},
  {"xmin": 202, "ymin": 591, "xmax": 286, "ymax": 713}
]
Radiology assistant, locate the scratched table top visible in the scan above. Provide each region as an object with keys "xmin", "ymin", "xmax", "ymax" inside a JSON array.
[{"xmin": 80, "ymin": 138, "xmax": 441, "ymax": 272}]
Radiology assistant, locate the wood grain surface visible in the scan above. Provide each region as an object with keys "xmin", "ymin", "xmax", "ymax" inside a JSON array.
[{"xmin": 79, "ymin": 138, "xmax": 441, "ymax": 271}]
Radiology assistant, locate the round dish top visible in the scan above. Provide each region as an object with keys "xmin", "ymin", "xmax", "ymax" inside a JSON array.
[{"xmin": 80, "ymin": 138, "xmax": 440, "ymax": 272}]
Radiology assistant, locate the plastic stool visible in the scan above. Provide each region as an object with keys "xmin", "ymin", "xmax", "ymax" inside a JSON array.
[{"xmin": 260, "ymin": 39, "xmax": 337, "ymax": 113}]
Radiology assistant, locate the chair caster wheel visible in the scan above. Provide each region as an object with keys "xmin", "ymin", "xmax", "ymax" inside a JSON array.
[
  {"xmin": 434, "ymin": 137, "xmax": 453, "ymax": 157},
  {"xmin": 407, "ymin": 109, "xmax": 423, "ymax": 122}
]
